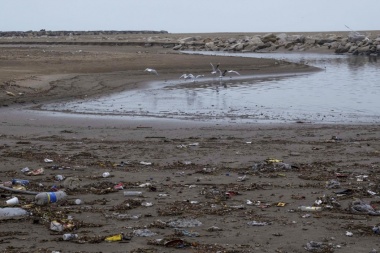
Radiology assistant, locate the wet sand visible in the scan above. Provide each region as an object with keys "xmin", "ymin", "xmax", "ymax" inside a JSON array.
[{"xmin": 1, "ymin": 34, "xmax": 380, "ymax": 253}]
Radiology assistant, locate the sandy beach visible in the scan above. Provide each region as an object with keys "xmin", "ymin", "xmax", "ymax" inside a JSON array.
[{"xmin": 1, "ymin": 33, "xmax": 380, "ymax": 253}]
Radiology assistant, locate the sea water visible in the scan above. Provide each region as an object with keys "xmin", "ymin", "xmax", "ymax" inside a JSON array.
[{"xmin": 41, "ymin": 52, "xmax": 380, "ymax": 124}]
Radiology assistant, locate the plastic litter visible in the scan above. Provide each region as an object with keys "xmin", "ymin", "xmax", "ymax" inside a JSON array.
[
  {"xmin": 0, "ymin": 207, "xmax": 28, "ymax": 219},
  {"xmin": 350, "ymin": 199, "xmax": 380, "ymax": 215},
  {"xmin": 298, "ymin": 206, "xmax": 322, "ymax": 212},
  {"xmin": 167, "ymin": 218, "xmax": 202, "ymax": 228},
  {"xmin": 102, "ymin": 172, "xmax": 110, "ymax": 178},
  {"xmin": 174, "ymin": 228, "xmax": 200, "ymax": 237},
  {"xmin": 62, "ymin": 233, "xmax": 78, "ymax": 241},
  {"xmin": 124, "ymin": 191, "xmax": 143, "ymax": 197},
  {"xmin": 104, "ymin": 233, "xmax": 128, "ymax": 242},
  {"xmin": 133, "ymin": 228, "xmax": 157, "ymax": 237},
  {"xmin": 63, "ymin": 177, "xmax": 80, "ymax": 190},
  {"xmin": 26, "ymin": 168, "xmax": 44, "ymax": 176},
  {"xmin": 6, "ymin": 197, "xmax": 19, "ymax": 206},
  {"xmin": 44, "ymin": 158, "xmax": 53, "ymax": 163},
  {"xmin": 12, "ymin": 179, "xmax": 29, "ymax": 186},
  {"xmin": 35, "ymin": 191, "xmax": 67, "ymax": 205},
  {"xmin": 247, "ymin": 221, "xmax": 270, "ymax": 226},
  {"xmin": 326, "ymin": 179, "xmax": 340, "ymax": 189}
]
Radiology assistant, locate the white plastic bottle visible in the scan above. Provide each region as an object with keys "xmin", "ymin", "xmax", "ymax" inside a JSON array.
[
  {"xmin": 298, "ymin": 206, "xmax": 322, "ymax": 212},
  {"xmin": 35, "ymin": 191, "xmax": 67, "ymax": 205}
]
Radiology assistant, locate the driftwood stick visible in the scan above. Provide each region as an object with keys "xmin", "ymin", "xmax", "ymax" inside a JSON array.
[{"xmin": 0, "ymin": 185, "xmax": 39, "ymax": 195}]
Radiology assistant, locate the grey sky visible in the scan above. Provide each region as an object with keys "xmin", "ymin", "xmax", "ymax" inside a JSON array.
[{"xmin": 1, "ymin": 0, "xmax": 379, "ymax": 33}]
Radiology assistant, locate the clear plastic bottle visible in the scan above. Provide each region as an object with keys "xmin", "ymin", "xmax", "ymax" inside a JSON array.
[
  {"xmin": 298, "ymin": 206, "xmax": 322, "ymax": 212},
  {"xmin": 62, "ymin": 234, "xmax": 78, "ymax": 241},
  {"xmin": 123, "ymin": 191, "xmax": 143, "ymax": 196},
  {"xmin": 0, "ymin": 207, "xmax": 28, "ymax": 219},
  {"xmin": 35, "ymin": 191, "xmax": 67, "ymax": 205}
]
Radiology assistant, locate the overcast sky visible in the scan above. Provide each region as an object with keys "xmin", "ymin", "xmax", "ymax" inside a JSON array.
[{"xmin": 1, "ymin": 0, "xmax": 379, "ymax": 33}]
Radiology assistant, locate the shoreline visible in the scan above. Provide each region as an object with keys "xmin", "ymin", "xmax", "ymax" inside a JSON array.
[{"xmin": 1, "ymin": 34, "xmax": 380, "ymax": 253}]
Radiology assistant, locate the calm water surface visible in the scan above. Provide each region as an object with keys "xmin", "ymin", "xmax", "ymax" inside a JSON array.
[{"xmin": 42, "ymin": 52, "xmax": 380, "ymax": 124}]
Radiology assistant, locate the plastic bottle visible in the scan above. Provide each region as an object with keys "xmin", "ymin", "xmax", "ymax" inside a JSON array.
[
  {"xmin": 0, "ymin": 207, "xmax": 28, "ymax": 219},
  {"xmin": 12, "ymin": 179, "xmax": 30, "ymax": 185},
  {"xmin": 123, "ymin": 191, "xmax": 143, "ymax": 197},
  {"xmin": 62, "ymin": 234, "xmax": 78, "ymax": 241},
  {"xmin": 298, "ymin": 206, "xmax": 322, "ymax": 212},
  {"xmin": 35, "ymin": 191, "xmax": 67, "ymax": 205}
]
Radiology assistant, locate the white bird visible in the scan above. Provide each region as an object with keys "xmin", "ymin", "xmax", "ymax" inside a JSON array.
[
  {"xmin": 221, "ymin": 70, "xmax": 240, "ymax": 76},
  {"xmin": 179, "ymin": 74, "xmax": 194, "ymax": 80},
  {"xmin": 210, "ymin": 62, "xmax": 221, "ymax": 75},
  {"xmin": 144, "ymin": 68, "xmax": 158, "ymax": 75}
]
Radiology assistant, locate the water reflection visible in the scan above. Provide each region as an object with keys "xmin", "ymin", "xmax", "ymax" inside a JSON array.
[{"xmin": 41, "ymin": 52, "xmax": 380, "ymax": 124}]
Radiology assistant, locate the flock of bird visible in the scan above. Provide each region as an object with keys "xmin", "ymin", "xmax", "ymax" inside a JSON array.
[{"xmin": 144, "ymin": 62, "xmax": 240, "ymax": 82}]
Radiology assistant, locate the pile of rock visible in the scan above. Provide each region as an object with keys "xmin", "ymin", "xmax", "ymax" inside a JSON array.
[
  {"xmin": 0, "ymin": 30, "xmax": 168, "ymax": 37},
  {"xmin": 173, "ymin": 32, "xmax": 380, "ymax": 56}
]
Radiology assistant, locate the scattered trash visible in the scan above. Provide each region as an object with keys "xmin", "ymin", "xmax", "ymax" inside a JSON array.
[
  {"xmin": 0, "ymin": 207, "xmax": 28, "ymax": 219},
  {"xmin": 124, "ymin": 191, "xmax": 143, "ymax": 197},
  {"xmin": 372, "ymin": 226, "xmax": 380, "ymax": 234},
  {"xmin": 141, "ymin": 201, "xmax": 153, "ymax": 207},
  {"xmin": 133, "ymin": 229, "xmax": 157, "ymax": 237},
  {"xmin": 26, "ymin": 168, "xmax": 44, "ymax": 176},
  {"xmin": 350, "ymin": 199, "xmax": 380, "ymax": 215},
  {"xmin": 74, "ymin": 199, "xmax": 82, "ymax": 205},
  {"xmin": 63, "ymin": 177, "xmax": 81, "ymax": 190},
  {"xmin": 12, "ymin": 179, "xmax": 29, "ymax": 186},
  {"xmin": 277, "ymin": 202, "xmax": 286, "ymax": 207},
  {"xmin": 114, "ymin": 183, "xmax": 124, "ymax": 190},
  {"xmin": 35, "ymin": 191, "xmax": 67, "ymax": 205},
  {"xmin": 335, "ymin": 189, "xmax": 353, "ymax": 196},
  {"xmin": 62, "ymin": 233, "xmax": 78, "ymax": 241},
  {"xmin": 104, "ymin": 233, "xmax": 123, "ymax": 242},
  {"xmin": 50, "ymin": 221, "xmax": 64, "ymax": 232},
  {"xmin": 326, "ymin": 179, "xmax": 340, "ymax": 189},
  {"xmin": 174, "ymin": 228, "xmax": 200, "ymax": 237},
  {"xmin": 102, "ymin": 172, "xmax": 111, "ymax": 178},
  {"xmin": 346, "ymin": 231, "xmax": 353, "ymax": 237},
  {"xmin": 55, "ymin": 175, "xmax": 65, "ymax": 181},
  {"xmin": 206, "ymin": 226, "xmax": 222, "ymax": 232},
  {"xmin": 167, "ymin": 218, "xmax": 202, "ymax": 228},
  {"xmin": 5, "ymin": 197, "xmax": 19, "ymax": 206},
  {"xmin": 20, "ymin": 167, "xmax": 30, "ymax": 173},
  {"xmin": 44, "ymin": 158, "xmax": 53, "ymax": 163},
  {"xmin": 298, "ymin": 206, "xmax": 322, "ymax": 212},
  {"xmin": 247, "ymin": 221, "xmax": 270, "ymax": 226},
  {"xmin": 140, "ymin": 161, "xmax": 152, "ymax": 166}
]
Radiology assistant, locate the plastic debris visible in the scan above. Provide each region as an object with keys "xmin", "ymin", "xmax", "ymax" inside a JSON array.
[
  {"xmin": 0, "ymin": 207, "xmax": 28, "ymax": 219},
  {"xmin": 62, "ymin": 233, "xmax": 78, "ymax": 241},
  {"xmin": 26, "ymin": 168, "xmax": 44, "ymax": 176},
  {"xmin": 167, "ymin": 218, "xmax": 202, "ymax": 228},
  {"xmin": 133, "ymin": 229, "xmax": 157, "ymax": 237},
  {"xmin": 35, "ymin": 191, "xmax": 67, "ymax": 205},
  {"xmin": 174, "ymin": 228, "xmax": 200, "ymax": 237},
  {"xmin": 44, "ymin": 158, "xmax": 53, "ymax": 163},
  {"xmin": 63, "ymin": 177, "xmax": 81, "ymax": 190},
  {"xmin": 104, "ymin": 233, "xmax": 123, "ymax": 242},
  {"xmin": 326, "ymin": 179, "xmax": 340, "ymax": 189},
  {"xmin": 350, "ymin": 199, "xmax": 380, "ymax": 215},
  {"xmin": 247, "ymin": 221, "xmax": 270, "ymax": 226}
]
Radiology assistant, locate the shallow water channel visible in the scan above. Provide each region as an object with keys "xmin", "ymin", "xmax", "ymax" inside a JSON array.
[{"xmin": 42, "ymin": 52, "xmax": 380, "ymax": 124}]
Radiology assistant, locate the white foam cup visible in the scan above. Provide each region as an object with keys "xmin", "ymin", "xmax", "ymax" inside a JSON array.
[{"xmin": 6, "ymin": 197, "xmax": 19, "ymax": 206}]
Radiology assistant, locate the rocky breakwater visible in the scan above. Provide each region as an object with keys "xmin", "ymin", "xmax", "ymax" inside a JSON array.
[{"xmin": 174, "ymin": 32, "xmax": 380, "ymax": 56}]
